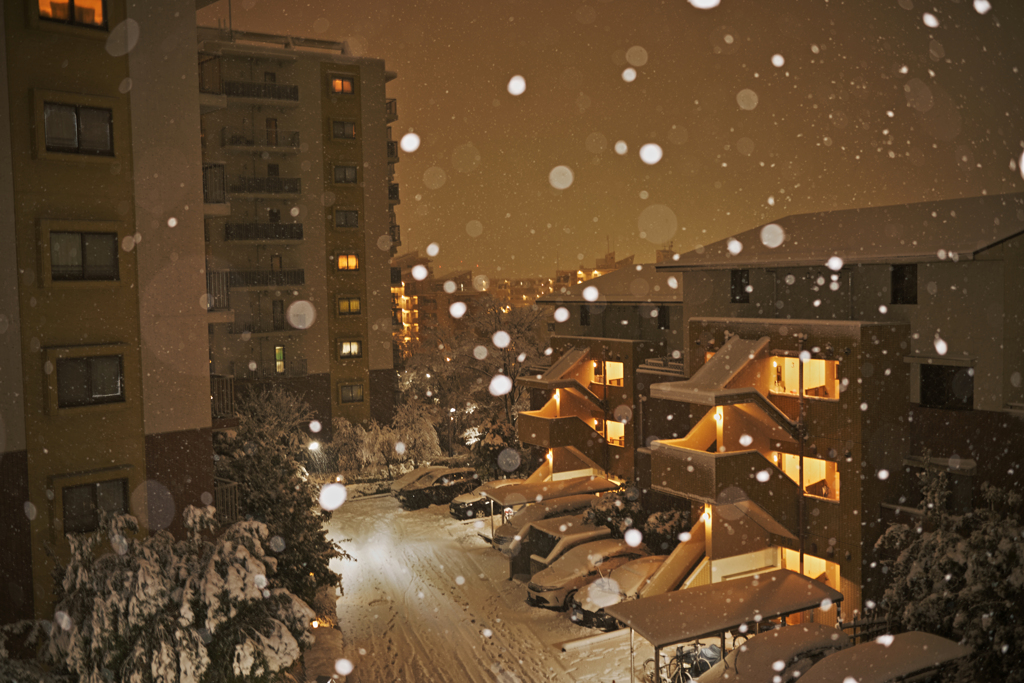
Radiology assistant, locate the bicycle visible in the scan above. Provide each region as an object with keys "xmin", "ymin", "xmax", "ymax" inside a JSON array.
[{"xmin": 642, "ymin": 643, "xmax": 722, "ymax": 682}]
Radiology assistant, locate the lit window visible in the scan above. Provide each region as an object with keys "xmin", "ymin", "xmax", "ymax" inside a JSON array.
[
  {"xmin": 334, "ymin": 165, "xmax": 357, "ymax": 184},
  {"xmin": 337, "ymin": 297, "xmax": 360, "ymax": 315},
  {"xmin": 336, "ymin": 254, "xmax": 359, "ymax": 271},
  {"xmin": 39, "ymin": 0, "xmax": 105, "ymax": 28},
  {"xmin": 339, "ymin": 340, "xmax": 362, "ymax": 358},
  {"xmin": 594, "ymin": 361, "xmax": 624, "ymax": 387},
  {"xmin": 44, "ymin": 103, "xmax": 113, "ymax": 155},
  {"xmin": 773, "ymin": 451, "xmax": 840, "ymax": 502},
  {"xmin": 769, "ymin": 356, "xmax": 840, "ymax": 401},
  {"xmin": 335, "ymin": 210, "xmax": 358, "ymax": 228},
  {"xmin": 274, "ymin": 346, "xmax": 285, "ymax": 374},
  {"xmin": 340, "ymin": 384, "xmax": 363, "ymax": 403},
  {"xmin": 330, "ymin": 76, "xmax": 354, "ymax": 94},
  {"xmin": 332, "ymin": 121, "xmax": 356, "ymax": 139},
  {"xmin": 50, "ymin": 232, "xmax": 118, "ymax": 280},
  {"xmin": 57, "ymin": 355, "xmax": 124, "ymax": 407},
  {"xmin": 63, "ymin": 479, "xmax": 127, "ymax": 534}
]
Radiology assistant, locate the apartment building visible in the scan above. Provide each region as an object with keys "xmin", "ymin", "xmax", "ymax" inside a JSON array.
[
  {"xmin": 198, "ymin": 27, "xmax": 399, "ymax": 428},
  {"xmin": 0, "ymin": 0, "xmax": 212, "ymax": 622}
]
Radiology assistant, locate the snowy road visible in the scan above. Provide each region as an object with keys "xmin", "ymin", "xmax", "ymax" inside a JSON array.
[{"xmin": 325, "ymin": 495, "xmax": 655, "ymax": 683}]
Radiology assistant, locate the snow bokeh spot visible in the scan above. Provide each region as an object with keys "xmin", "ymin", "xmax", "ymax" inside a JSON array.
[
  {"xmin": 55, "ymin": 611, "xmax": 72, "ymax": 631},
  {"xmin": 756, "ymin": 470, "xmax": 771, "ymax": 483},
  {"xmin": 423, "ymin": 166, "xmax": 447, "ymax": 190},
  {"xmin": 819, "ymin": 598, "xmax": 833, "ymax": 611},
  {"xmin": 455, "ymin": 575, "xmax": 466, "ymax": 585},
  {"xmin": 879, "ymin": 305, "xmax": 888, "ymax": 314},
  {"xmin": 923, "ymin": 12, "xmax": 939, "ymax": 27},
  {"xmin": 878, "ymin": 469, "xmax": 890, "ymax": 481},
  {"xmin": 771, "ymin": 54, "xmax": 785, "ymax": 67},
  {"xmin": 449, "ymin": 302, "xmax": 468, "ymax": 319},
  {"xmin": 269, "ymin": 535, "xmax": 286, "ymax": 552},
  {"xmin": 626, "ymin": 45, "xmax": 649, "ymax": 66},
  {"xmin": 507, "ymin": 75, "xmax": 526, "ymax": 96},
  {"xmin": 400, "ymin": 133, "xmax": 421, "ymax": 153},
  {"xmin": 934, "ymin": 336, "xmax": 948, "ymax": 355},
  {"xmin": 614, "ymin": 140, "xmax": 628, "ymax": 155},
  {"xmin": 549, "ymin": 165, "xmax": 574, "ymax": 189},
  {"xmin": 639, "ymin": 143, "xmax": 663, "ymax": 165},
  {"xmin": 727, "ymin": 238, "xmax": 743, "ymax": 255},
  {"xmin": 974, "ymin": 0, "xmax": 992, "ymax": 13},
  {"xmin": 876, "ymin": 634, "xmax": 895, "ymax": 647},
  {"xmin": 482, "ymin": 628, "xmax": 493, "ymax": 637},
  {"xmin": 309, "ymin": 420, "xmax": 322, "ymax": 434},
  {"xmin": 739, "ymin": 434, "xmax": 753, "ymax": 447},
  {"xmin": 319, "ymin": 483, "xmax": 348, "ymax": 511},
  {"xmin": 688, "ymin": 0, "xmax": 721, "ymax": 8},
  {"xmin": 426, "ymin": 242, "xmax": 440, "ymax": 257},
  {"xmin": 760, "ymin": 223, "xmax": 785, "ymax": 248},
  {"xmin": 826, "ymin": 256, "xmax": 844, "ymax": 271},
  {"xmin": 624, "ymin": 529, "xmax": 643, "ymax": 547},
  {"xmin": 860, "ymin": 402, "xmax": 869, "ymax": 411},
  {"xmin": 772, "ymin": 660, "xmax": 786, "ymax": 672},
  {"xmin": 23, "ymin": 501, "xmax": 36, "ymax": 521},
  {"xmin": 492, "ymin": 331, "xmax": 511, "ymax": 348},
  {"xmin": 489, "ymin": 374, "xmax": 513, "ymax": 396},
  {"xmin": 678, "ymin": 531, "xmax": 691, "ymax": 542},
  {"xmin": 583, "ymin": 286, "xmax": 599, "ymax": 302},
  {"xmin": 167, "ymin": 217, "xmax": 178, "ymax": 228},
  {"xmin": 736, "ymin": 89, "xmax": 759, "ymax": 110},
  {"xmin": 622, "ymin": 68, "xmax": 637, "ymax": 83},
  {"xmin": 335, "ymin": 659, "xmax": 354, "ymax": 675},
  {"xmin": 474, "ymin": 345, "xmax": 488, "ymax": 360},
  {"xmin": 554, "ymin": 307, "xmax": 570, "ymax": 323},
  {"xmin": 498, "ymin": 448, "xmax": 521, "ymax": 472},
  {"xmin": 638, "ymin": 204, "xmax": 678, "ymax": 244},
  {"xmin": 411, "ymin": 264, "xmax": 429, "ymax": 281},
  {"xmin": 286, "ymin": 300, "xmax": 316, "ymax": 330}
]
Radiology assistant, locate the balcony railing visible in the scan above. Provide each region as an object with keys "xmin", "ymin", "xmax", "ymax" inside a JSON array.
[
  {"xmin": 386, "ymin": 98, "xmax": 398, "ymax": 122},
  {"xmin": 219, "ymin": 269, "xmax": 305, "ymax": 288},
  {"xmin": 223, "ymin": 80, "xmax": 299, "ymax": 101},
  {"xmin": 389, "ymin": 223, "xmax": 401, "ymax": 247},
  {"xmin": 238, "ymin": 358, "xmax": 308, "ymax": 379},
  {"xmin": 230, "ymin": 322, "xmax": 293, "ymax": 335},
  {"xmin": 222, "ymin": 127, "xmax": 300, "ymax": 149},
  {"xmin": 214, "ymin": 478, "xmax": 240, "ymax": 524},
  {"xmin": 203, "ymin": 164, "xmax": 226, "ymax": 203},
  {"xmin": 211, "ymin": 375, "xmax": 235, "ymax": 418},
  {"xmin": 206, "ymin": 271, "xmax": 230, "ymax": 310},
  {"xmin": 388, "ymin": 183, "xmax": 400, "ymax": 202},
  {"xmin": 229, "ymin": 176, "xmax": 301, "ymax": 195},
  {"xmin": 224, "ymin": 223, "xmax": 303, "ymax": 241},
  {"xmin": 387, "ymin": 140, "xmax": 399, "ymax": 161}
]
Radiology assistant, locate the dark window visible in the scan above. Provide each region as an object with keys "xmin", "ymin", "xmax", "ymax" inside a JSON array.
[
  {"xmin": 63, "ymin": 479, "xmax": 127, "ymax": 534},
  {"xmin": 580, "ymin": 305, "xmax": 590, "ymax": 327},
  {"xmin": 891, "ymin": 264, "xmax": 918, "ymax": 305},
  {"xmin": 390, "ymin": 267, "xmax": 402, "ymax": 285},
  {"xmin": 335, "ymin": 210, "xmax": 358, "ymax": 227},
  {"xmin": 57, "ymin": 355, "xmax": 124, "ymax": 407},
  {"xmin": 50, "ymin": 232, "xmax": 118, "ymax": 281},
  {"xmin": 339, "ymin": 340, "xmax": 362, "ymax": 358},
  {"xmin": 340, "ymin": 384, "xmax": 363, "ymax": 403},
  {"xmin": 337, "ymin": 297, "xmax": 360, "ymax": 315},
  {"xmin": 39, "ymin": 0, "xmax": 106, "ymax": 28},
  {"xmin": 44, "ymin": 103, "xmax": 113, "ymax": 155},
  {"xmin": 267, "ymin": 163, "xmax": 279, "ymax": 177},
  {"xmin": 202, "ymin": 164, "xmax": 226, "ymax": 203},
  {"xmin": 920, "ymin": 364, "xmax": 973, "ymax": 410},
  {"xmin": 268, "ymin": 208, "xmax": 281, "ymax": 223},
  {"xmin": 334, "ymin": 165, "xmax": 357, "ymax": 184},
  {"xmin": 272, "ymin": 300, "xmax": 285, "ymax": 330},
  {"xmin": 332, "ymin": 121, "xmax": 356, "ymax": 139},
  {"xmin": 657, "ymin": 306, "xmax": 670, "ymax": 330},
  {"xmin": 264, "ymin": 72, "xmax": 276, "ymax": 84},
  {"xmin": 731, "ymin": 269, "xmax": 750, "ymax": 304},
  {"xmin": 330, "ymin": 76, "xmax": 354, "ymax": 94}
]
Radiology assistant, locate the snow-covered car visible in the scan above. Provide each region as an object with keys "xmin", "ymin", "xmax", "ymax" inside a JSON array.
[
  {"xmin": 395, "ymin": 467, "xmax": 478, "ymax": 508},
  {"xmin": 569, "ymin": 555, "xmax": 666, "ymax": 630},
  {"xmin": 492, "ymin": 494, "xmax": 596, "ymax": 551},
  {"xmin": 449, "ymin": 478, "xmax": 525, "ymax": 519},
  {"xmin": 526, "ymin": 538, "xmax": 648, "ymax": 610},
  {"xmin": 390, "ymin": 465, "xmax": 447, "ymax": 494},
  {"xmin": 798, "ymin": 631, "xmax": 970, "ymax": 683},
  {"xmin": 697, "ymin": 623, "xmax": 851, "ymax": 683}
]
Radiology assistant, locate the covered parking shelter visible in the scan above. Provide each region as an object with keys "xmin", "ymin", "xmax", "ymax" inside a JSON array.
[
  {"xmin": 605, "ymin": 569, "xmax": 843, "ymax": 683},
  {"xmin": 480, "ymin": 474, "xmax": 619, "ymax": 538}
]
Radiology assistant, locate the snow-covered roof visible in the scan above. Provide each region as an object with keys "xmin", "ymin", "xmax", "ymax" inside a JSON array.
[
  {"xmin": 799, "ymin": 631, "xmax": 971, "ymax": 683},
  {"xmin": 482, "ymin": 475, "xmax": 618, "ymax": 507},
  {"xmin": 661, "ymin": 191, "xmax": 1024, "ymax": 270},
  {"xmin": 700, "ymin": 623, "xmax": 851, "ymax": 683},
  {"xmin": 604, "ymin": 569, "xmax": 843, "ymax": 649},
  {"xmin": 537, "ymin": 263, "xmax": 683, "ymax": 304},
  {"xmin": 390, "ymin": 465, "xmax": 446, "ymax": 492}
]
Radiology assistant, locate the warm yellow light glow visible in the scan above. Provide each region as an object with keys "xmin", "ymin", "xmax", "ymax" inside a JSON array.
[
  {"xmin": 713, "ymin": 407, "xmax": 723, "ymax": 422},
  {"xmin": 311, "ymin": 620, "xmax": 320, "ymax": 628},
  {"xmin": 546, "ymin": 450, "xmax": 553, "ymax": 463}
]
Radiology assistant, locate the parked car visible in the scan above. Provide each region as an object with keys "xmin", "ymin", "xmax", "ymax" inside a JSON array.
[
  {"xmin": 449, "ymin": 478, "xmax": 525, "ymax": 519},
  {"xmin": 395, "ymin": 467, "xmax": 478, "ymax": 508},
  {"xmin": 526, "ymin": 538, "xmax": 648, "ymax": 610},
  {"xmin": 798, "ymin": 631, "xmax": 970, "ymax": 683},
  {"xmin": 493, "ymin": 494, "xmax": 597, "ymax": 552},
  {"xmin": 698, "ymin": 623, "xmax": 851, "ymax": 683},
  {"xmin": 390, "ymin": 465, "xmax": 447, "ymax": 495},
  {"xmin": 569, "ymin": 555, "xmax": 667, "ymax": 630}
]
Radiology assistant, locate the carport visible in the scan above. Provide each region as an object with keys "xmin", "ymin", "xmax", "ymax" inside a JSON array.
[
  {"xmin": 604, "ymin": 568, "xmax": 844, "ymax": 683},
  {"xmin": 480, "ymin": 474, "xmax": 619, "ymax": 538}
]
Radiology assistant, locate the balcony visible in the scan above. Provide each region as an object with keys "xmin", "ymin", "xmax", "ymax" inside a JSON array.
[
  {"xmin": 387, "ymin": 140, "xmax": 399, "ymax": 162},
  {"xmin": 223, "ymin": 79, "xmax": 299, "ymax": 102},
  {"xmin": 206, "ymin": 271, "xmax": 231, "ymax": 310},
  {"xmin": 224, "ymin": 222, "xmax": 303, "ymax": 242},
  {"xmin": 203, "ymin": 164, "xmax": 227, "ymax": 204},
  {"xmin": 385, "ymin": 98, "xmax": 398, "ymax": 122},
  {"xmin": 517, "ymin": 410, "xmax": 616, "ymax": 472},
  {"xmin": 222, "ymin": 127, "xmax": 300, "ymax": 152},
  {"xmin": 388, "ymin": 183, "xmax": 400, "ymax": 204},
  {"xmin": 389, "ymin": 223, "xmax": 401, "ymax": 247},
  {"xmin": 211, "ymin": 269, "xmax": 305, "ymax": 288},
  {"xmin": 228, "ymin": 176, "xmax": 301, "ymax": 196},
  {"xmin": 211, "ymin": 375, "xmax": 235, "ymax": 418},
  {"xmin": 238, "ymin": 358, "xmax": 308, "ymax": 379},
  {"xmin": 230, "ymin": 322, "xmax": 300, "ymax": 336},
  {"xmin": 214, "ymin": 478, "xmax": 240, "ymax": 524}
]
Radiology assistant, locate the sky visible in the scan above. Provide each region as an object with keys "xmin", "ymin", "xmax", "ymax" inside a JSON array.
[{"xmin": 197, "ymin": 0, "xmax": 1024, "ymax": 280}]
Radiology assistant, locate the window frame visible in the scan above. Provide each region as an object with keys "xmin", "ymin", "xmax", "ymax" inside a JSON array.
[
  {"xmin": 332, "ymin": 120, "xmax": 356, "ymax": 140},
  {"xmin": 53, "ymin": 352, "xmax": 125, "ymax": 409},
  {"xmin": 62, "ymin": 478, "xmax": 128, "ymax": 534},
  {"xmin": 33, "ymin": 90, "xmax": 119, "ymax": 163},
  {"xmin": 337, "ymin": 297, "xmax": 361, "ymax": 316},
  {"xmin": 338, "ymin": 340, "xmax": 363, "ymax": 359},
  {"xmin": 38, "ymin": 0, "xmax": 108, "ymax": 30},
  {"xmin": 49, "ymin": 231, "xmax": 119, "ymax": 282},
  {"xmin": 333, "ymin": 165, "xmax": 358, "ymax": 184},
  {"xmin": 43, "ymin": 102, "xmax": 113, "ymax": 156},
  {"xmin": 334, "ymin": 209, "xmax": 359, "ymax": 228},
  {"xmin": 45, "ymin": 344, "xmax": 129, "ymax": 414},
  {"xmin": 39, "ymin": 220, "xmax": 125, "ymax": 288},
  {"xmin": 328, "ymin": 75, "xmax": 355, "ymax": 95},
  {"xmin": 336, "ymin": 254, "xmax": 360, "ymax": 271},
  {"xmin": 339, "ymin": 383, "xmax": 364, "ymax": 403}
]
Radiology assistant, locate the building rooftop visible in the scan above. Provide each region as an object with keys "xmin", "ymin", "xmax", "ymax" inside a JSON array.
[{"xmin": 538, "ymin": 263, "xmax": 683, "ymax": 304}]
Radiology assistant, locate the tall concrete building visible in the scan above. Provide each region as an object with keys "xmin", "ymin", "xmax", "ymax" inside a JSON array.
[{"xmin": 198, "ymin": 27, "xmax": 399, "ymax": 429}]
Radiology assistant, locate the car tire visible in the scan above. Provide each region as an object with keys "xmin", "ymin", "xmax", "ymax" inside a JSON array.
[{"xmin": 562, "ymin": 590, "xmax": 577, "ymax": 612}]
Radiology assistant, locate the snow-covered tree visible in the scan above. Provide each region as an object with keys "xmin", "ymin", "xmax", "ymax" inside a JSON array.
[{"xmin": 875, "ymin": 472, "xmax": 1024, "ymax": 682}]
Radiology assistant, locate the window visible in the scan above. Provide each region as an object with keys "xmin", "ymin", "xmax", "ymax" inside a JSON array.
[
  {"xmin": 730, "ymin": 269, "xmax": 750, "ymax": 303},
  {"xmin": 390, "ymin": 267, "xmax": 402, "ymax": 285},
  {"xmin": 39, "ymin": 0, "xmax": 105, "ymax": 28},
  {"xmin": 202, "ymin": 164, "xmax": 226, "ymax": 203},
  {"xmin": 337, "ymin": 297, "xmax": 361, "ymax": 315},
  {"xmin": 340, "ymin": 384, "xmax": 363, "ymax": 403},
  {"xmin": 274, "ymin": 346, "xmax": 285, "ymax": 374},
  {"xmin": 336, "ymin": 254, "xmax": 359, "ymax": 271},
  {"xmin": 268, "ymin": 208, "xmax": 281, "ymax": 223},
  {"xmin": 335, "ymin": 210, "xmax": 358, "ymax": 228},
  {"xmin": 769, "ymin": 356, "xmax": 841, "ymax": 401},
  {"xmin": 330, "ymin": 76, "xmax": 354, "ymax": 94},
  {"xmin": 63, "ymin": 479, "xmax": 127, "ymax": 534},
  {"xmin": 44, "ymin": 103, "xmax": 113, "ymax": 155},
  {"xmin": 774, "ymin": 452, "xmax": 840, "ymax": 502},
  {"xmin": 264, "ymin": 72, "xmax": 276, "ymax": 84},
  {"xmin": 339, "ymin": 340, "xmax": 362, "ymax": 358},
  {"xmin": 50, "ymin": 232, "xmax": 118, "ymax": 281},
  {"xmin": 657, "ymin": 306, "xmax": 670, "ymax": 330},
  {"xmin": 267, "ymin": 163, "xmax": 279, "ymax": 177},
  {"xmin": 272, "ymin": 300, "xmax": 285, "ymax": 330},
  {"xmin": 891, "ymin": 264, "xmax": 917, "ymax": 305},
  {"xmin": 334, "ymin": 165, "xmax": 357, "ymax": 184},
  {"xmin": 57, "ymin": 355, "xmax": 124, "ymax": 407},
  {"xmin": 333, "ymin": 121, "xmax": 356, "ymax": 139},
  {"xmin": 920, "ymin": 364, "xmax": 973, "ymax": 410},
  {"xmin": 580, "ymin": 305, "xmax": 590, "ymax": 327}
]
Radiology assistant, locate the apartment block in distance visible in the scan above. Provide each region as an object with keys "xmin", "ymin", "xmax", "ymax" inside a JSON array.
[
  {"xmin": 198, "ymin": 27, "xmax": 399, "ymax": 429},
  {"xmin": 0, "ymin": 0, "xmax": 213, "ymax": 622}
]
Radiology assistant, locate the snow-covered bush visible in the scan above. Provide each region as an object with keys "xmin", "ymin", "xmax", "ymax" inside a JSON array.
[
  {"xmin": 875, "ymin": 472, "xmax": 1024, "ymax": 682},
  {"xmin": 584, "ymin": 490, "xmax": 647, "ymax": 538},
  {"xmin": 643, "ymin": 509, "xmax": 691, "ymax": 553}
]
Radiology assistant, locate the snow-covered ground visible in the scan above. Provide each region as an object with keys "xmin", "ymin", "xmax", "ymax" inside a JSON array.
[{"xmin": 325, "ymin": 494, "xmax": 658, "ymax": 682}]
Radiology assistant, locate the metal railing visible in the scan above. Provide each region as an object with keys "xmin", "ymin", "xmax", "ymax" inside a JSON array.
[
  {"xmin": 222, "ymin": 127, "xmax": 300, "ymax": 149},
  {"xmin": 206, "ymin": 271, "xmax": 230, "ymax": 310},
  {"xmin": 229, "ymin": 176, "xmax": 301, "ymax": 194},
  {"xmin": 225, "ymin": 269, "xmax": 305, "ymax": 288},
  {"xmin": 230, "ymin": 321, "xmax": 292, "ymax": 335},
  {"xmin": 385, "ymin": 98, "xmax": 398, "ymax": 121},
  {"xmin": 203, "ymin": 164, "xmax": 226, "ymax": 203},
  {"xmin": 214, "ymin": 478, "xmax": 240, "ymax": 524},
  {"xmin": 238, "ymin": 358, "xmax": 308, "ymax": 379},
  {"xmin": 224, "ymin": 223, "xmax": 303, "ymax": 241},
  {"xmin": 223, "ymin": 80, "xmax": 299, "ymax": 101},
  {"xmin": 211, "ymin": 375, "xmax": 235, "ymax": 418},
  {"xmin": 388, "ymin": 183, "xmax": 400, "ymax": 201},
  {"xmin": 387, "ymin": 140, "xmax": 399, "ymax": 160},
  {"xmin": 389, "ymin": 223, "xmax": 401, "ymax": 246}
]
